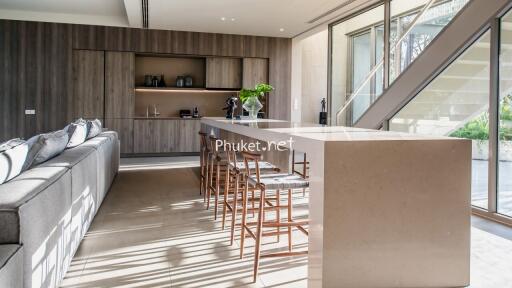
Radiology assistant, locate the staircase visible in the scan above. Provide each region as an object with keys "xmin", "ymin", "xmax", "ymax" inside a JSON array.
[{"xmin": 343, "ymin": 0, "xmax": 512, "ymax": 131}]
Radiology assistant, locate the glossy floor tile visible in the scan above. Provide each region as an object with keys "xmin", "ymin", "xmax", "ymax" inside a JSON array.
[{"xmin": 60, "ymin": 157, "xmax": 512, "ymax": 288}]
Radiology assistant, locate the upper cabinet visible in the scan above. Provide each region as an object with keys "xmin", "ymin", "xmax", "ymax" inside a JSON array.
[
  {"xmin": 242, "ymin": 58, "xmax": 269, "ymax": 88},
  {"xmin": 72, "ymin": 50, "xmax": 105, "ymax": 120},
  {"xmin": 206, "ymin": 57, "xmax": 242, "ymax": 89},
  {"xmin": 105, "ymin": 51, "xmax": 135, "ymax": 118}
]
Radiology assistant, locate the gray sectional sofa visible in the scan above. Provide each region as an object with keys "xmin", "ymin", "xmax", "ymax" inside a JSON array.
[{"xmin": 0, "ymin": 131, "xmax": 120, "ymax": 288}]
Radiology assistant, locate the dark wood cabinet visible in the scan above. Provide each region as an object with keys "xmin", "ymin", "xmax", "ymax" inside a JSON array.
[
  {"xmin": 105, "ymin": 51, "xmax": 135, "ymax": 118},
  {"xmin": 105, "ymin": 118, "xmax": 134, "ymax": 154},
  {"xmin": 206, "ymin": 57, "xmax": 242, "ymax": 89},
  {"xmin": 72, "ymin": 50, "xmax": 105, "ymax": 119}
]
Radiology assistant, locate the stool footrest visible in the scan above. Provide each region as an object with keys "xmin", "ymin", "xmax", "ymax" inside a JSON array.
[{"xmin": 261, "ymin": 251, "xmax": 308, "ymax": 258}]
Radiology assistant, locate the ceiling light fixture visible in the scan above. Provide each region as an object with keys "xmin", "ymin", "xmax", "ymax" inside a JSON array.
[
  {"xmin": 221, "ymin": 17, "xmax": 226, "ymax": 21},
  {"xmin": 280, "ymin": 28, "xmax": 285, "ymax": 32},
  {"xmin": 231, "ymin": 18, "xmax": 236, "ymax": 21}
]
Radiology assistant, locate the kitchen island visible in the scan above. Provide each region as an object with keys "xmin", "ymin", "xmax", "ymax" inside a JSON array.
[{"xmin": 201, "ymin": 117, "xmax": 471, "ymax": 288}]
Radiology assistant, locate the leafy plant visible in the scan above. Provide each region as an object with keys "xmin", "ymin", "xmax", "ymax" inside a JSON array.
[{"xmin": 239, "ymin": 83, "xmax": 274, "ymax": 103}]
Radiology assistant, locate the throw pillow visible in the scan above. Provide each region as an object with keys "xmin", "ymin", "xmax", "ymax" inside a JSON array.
[
  {"xmin": 0, "ymin": 141, "xmax": 30, "ymax": 184},
  {"xmin": 86, "ymin": 119, "xmax": 102, "ymax": 139},
  {"xmin": 30, "ymin": 129, "xmax": 69, "ymax": 167},
  {"xmin": 65, "ymin": 120, "xmax": 88, "ymax": 148},
  {"xmin": 0, "ymin": 138, "xmax": 25, "ymax": 152}
]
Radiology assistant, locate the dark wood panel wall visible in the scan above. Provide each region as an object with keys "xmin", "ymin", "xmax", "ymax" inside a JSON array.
[{"xmin": 0, "ymin": 20, "xmax": 292, "ymax": 142}]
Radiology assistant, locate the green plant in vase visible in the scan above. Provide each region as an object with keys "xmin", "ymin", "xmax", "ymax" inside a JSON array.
[{"xmin": 239, "ymin": 83, "xmax": 274, "ymax": 119}]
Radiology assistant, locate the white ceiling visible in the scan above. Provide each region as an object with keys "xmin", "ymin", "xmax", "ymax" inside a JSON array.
[{"xmin": 0, "ymin": 0, "xmax": 376, "ymax": 37}]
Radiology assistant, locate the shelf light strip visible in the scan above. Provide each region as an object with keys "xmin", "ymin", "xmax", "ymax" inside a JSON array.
[{"xmin": 135, "ymin": 88, "xmax": 239, "ymax": 93}]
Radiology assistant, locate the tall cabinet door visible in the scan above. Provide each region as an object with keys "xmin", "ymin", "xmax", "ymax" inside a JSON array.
[
  {"xmin": 206, "ymin": 57, "xmax": 242, "ymax": 89},
  {"xmin": 105, "ymin": 51, "xmax": 135, "ymax": 118},
  {"xmin": 242, "ymin": 58, "xmax": 268, "ymax": 88},
  {"xmin": 72, "ymin": 50, "xmax": 105, "ymax": 120},
  {"xmin": 242, "ymin": 58, "xmax": 269, "ymax": 116},
  {"xmin": 105, "ymin": 51, "xmax": 135, "ymax": 153}
]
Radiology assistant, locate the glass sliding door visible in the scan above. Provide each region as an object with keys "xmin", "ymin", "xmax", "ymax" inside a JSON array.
[
  {"xmin": 389, "ymin": 30, "xmax": 491, "ymax": 209},
  {"xmin": 330, "ymin": 5, "xmax": 384, "ymax": 125},
  {"xmin": 498, "ymin": 9, "xmax": 512, "ymax": 217}
]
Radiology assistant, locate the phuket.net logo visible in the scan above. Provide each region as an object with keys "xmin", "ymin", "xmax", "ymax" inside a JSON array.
[{"xmin": 216, "ymin": 137, "xmax": 294, "ymax": 152}]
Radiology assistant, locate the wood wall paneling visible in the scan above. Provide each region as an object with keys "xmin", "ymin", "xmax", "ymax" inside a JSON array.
[
  {"xmin": 206, "ymin": 57, "xmax": 242, "ymax": 89},
  {"xmin": 73, "ymin": 50, "xmax": 105, "ymax": 119},
  {"xmin": 268, "ymin": 37, "xmax": 292, "ymax": 120},
  {"xmin": 105, "ymin": 51, "xmax": 135, "ymax": 118},
  {"xmin": 0, "ymin": 20, "xmax": 23, "ymax": 141},
  {"xmin": 1, "ymin": 19, "xmax": 292, "ymax": 142},
  {"xmin": 105, "ymin": 118, "xmax": 133, "ymax": 154}
]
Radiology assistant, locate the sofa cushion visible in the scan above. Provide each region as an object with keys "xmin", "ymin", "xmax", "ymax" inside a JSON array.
[
  {"xmin": 86, "ymin": 119, "xmax": 102, "ymax": 140},
  {"xmin": 0, "ymin": 166, "xmax": 68, "ymax": 210},
  {"xmin": 0, "ymin": 142, "xmax": 30, "ymax": 184},
  {"xmin": 30, "ymin": 130, "xmax": 69, "ymax": 168},
  {"xmin": 0, "ymin": 245, "xmax": 23, "ymax": 288},
  {"xmin": 39, "ymin": 145, "xmax": 96, "ymax": 169},
  {"xmin": 65, "ymin": 120, "xmax": 88, "ymax": 148}
]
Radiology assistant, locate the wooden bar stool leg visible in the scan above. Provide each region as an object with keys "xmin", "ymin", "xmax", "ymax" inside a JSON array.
[
  {"xmin": 240, "ymin": 178, "xmax": 249, "ymax": 259},
  {"xmin": 276, "ymin": 189, "xmax": 280, "ymax": 242},
  {"xmin": 222, "ymin": 167, "xmax": 230, "ymax": 230},
  {"xmin": 288, "ymin": 188, "xmax": 292, "ymax": 252},
  {"xmin": 230, "ymin": 172, "xmax": 239, "ymax": 246},
  {"xmin": 214, "ymin": 160, "xmax": 221, "ymax": 219},
  {"xmin": 253, "ymin": 187, "xmax": 265, "ymax": 283},
  {"xmin": 207, "ymin": 154, "xmax": 214, "ymax": 209}
]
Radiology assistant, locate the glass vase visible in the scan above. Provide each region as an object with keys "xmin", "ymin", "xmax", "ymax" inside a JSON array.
[{"xmin": 242, "ymin": 97, "xmax": 263, "ymax": 120}]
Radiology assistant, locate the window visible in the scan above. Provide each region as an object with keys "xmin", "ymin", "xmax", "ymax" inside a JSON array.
[{"xmin": 389, "ymin": 30, "xmax": 491, "ymax": 209}]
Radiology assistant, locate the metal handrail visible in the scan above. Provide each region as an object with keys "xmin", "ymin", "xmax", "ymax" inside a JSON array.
[{"xmin": 335, "ymin": 0, "xmax": 437, "ymax": 125}]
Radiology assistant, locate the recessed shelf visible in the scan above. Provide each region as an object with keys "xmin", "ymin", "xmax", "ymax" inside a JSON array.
[{"xmin": 135, "ymin": 87, "xmax": 239, "ymax": 93}]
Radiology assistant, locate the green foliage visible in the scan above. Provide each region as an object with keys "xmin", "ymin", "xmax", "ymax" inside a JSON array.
[
  {"xmin": 450, "ymin": 113, "xmax": 489, "ymax": 140},
  {"xmin": 239, "ymin": 83, "xmax": 274, "ymax": 103},
  {"xmin": 501, "ymin": 94, "xmax": 512, "ymax": 121},
  {"xmin": 449, "ymin": 94, "xmax": 512, "ymax": 141}
]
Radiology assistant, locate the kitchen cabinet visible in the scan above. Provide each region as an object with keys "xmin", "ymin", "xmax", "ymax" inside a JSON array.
[
  {"xmin": 133, "ymin": 119, "xmax": 201, "ymax": 153},
  {"xmin": 242, "ymin": 58, "xmax": 268, "ymax": 88},
  {"xmin": 206, "ymin": 57, "xmax": 242, "ymax": 89},
  {"xmin": 72, "ymin": 50, "xmax": 105, "ymax": 119},
  {"xmin": 105, "ymin": 51, "xmax": 135, "ymax": 118},
  {"xmin": 105, "ymin": 118, "xmax": 134, "ymax": 154}
]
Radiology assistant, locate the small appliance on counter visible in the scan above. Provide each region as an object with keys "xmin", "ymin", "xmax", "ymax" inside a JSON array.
[
  {"xmin": 176, "ymin": 76, "xmax": 185, "ymax": 88},
  {"xmin": 180, "ymin": 109, "xmax": 192, "ymax": 118},
  {"xmin": 193, "ymin": 107, "xmax": 200, "ymax": 118},
  {"xmin": 144, "ymin": 75, "xmax": 153, "ymax": 87},
  {"xmin": 185, "ymin": 75, "xmax": 193, "ymax": 87}
]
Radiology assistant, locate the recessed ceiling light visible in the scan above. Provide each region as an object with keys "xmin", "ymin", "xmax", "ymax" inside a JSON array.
[
  {"xmin": 279, "ymin": 28, "xmax": 285, "ymax": 32},
  {"xmin": 231, "ymin": 18, "xmax": 236, "ymax": 21},
  {"xmin": 221, "ymin": 17, "xmax": 226, "ymax": 21}
]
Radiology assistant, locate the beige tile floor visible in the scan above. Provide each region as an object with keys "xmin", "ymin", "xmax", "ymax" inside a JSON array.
[{"xmin": 60, "ymin": 157, "xmax": 512, "ymax": 288}]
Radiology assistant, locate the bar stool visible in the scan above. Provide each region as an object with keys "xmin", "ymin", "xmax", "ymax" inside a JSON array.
[
  {"xmin": 206, "ymin": 135, "xmax": 228, "ymax": 219},
  {"xmin": 198, "ymin": 132, "xmax": 209, "ymax": 196},
  {"xmin": 221, "ymin": 149, "xmax": 280, "ymax": 245},
  {"xmin": 292, "ymin": 151, "xmax": 309, "ymax": 196},
  {"xmin": 239, "ymin": 151, "xmax": 309, "ymax": 282}
]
